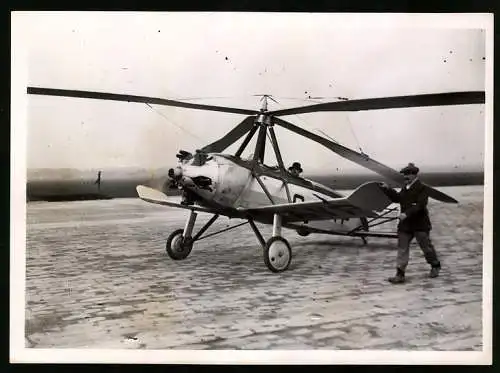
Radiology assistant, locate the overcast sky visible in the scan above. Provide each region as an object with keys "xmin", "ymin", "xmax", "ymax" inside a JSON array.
[{"xmin": 15, "ymin": 12, "xmax": 489, "ymax": 175}]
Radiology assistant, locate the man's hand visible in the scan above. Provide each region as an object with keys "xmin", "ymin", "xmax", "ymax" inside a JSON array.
[{"xmin": 398, "ymin": 213, "xmax": 407, "ymax": 221}]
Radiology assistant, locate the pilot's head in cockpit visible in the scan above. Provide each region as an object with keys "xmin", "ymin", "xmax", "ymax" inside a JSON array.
[{"xmin": 288, "ymin": 162, "xmax": 303, "ymax": 177}]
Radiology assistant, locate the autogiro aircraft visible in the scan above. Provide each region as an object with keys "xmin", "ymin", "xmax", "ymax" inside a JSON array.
[{"xmin": 27, "ymin": 87, "xmax": 485, "ymax": 272}]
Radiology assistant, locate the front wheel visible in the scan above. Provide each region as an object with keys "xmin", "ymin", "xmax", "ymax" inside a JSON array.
[
  {"xmin": 166, "ymin": 229, "xmax": 193, "ymax": 260},
  {"xmin": 263, "ymin": 237, "xmax": 292, "ymax": 273}
]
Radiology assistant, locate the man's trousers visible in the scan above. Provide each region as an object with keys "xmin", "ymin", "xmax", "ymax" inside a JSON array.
[{"xmin": 396, "ymin": 231, "xmax": 440, "ymax": 272}]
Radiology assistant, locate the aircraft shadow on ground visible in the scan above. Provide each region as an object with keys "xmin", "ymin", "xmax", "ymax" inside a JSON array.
[
  {"xmin": 184, "ymin": 238, "xmax": 398, "ymax": 272},
  {"xmin": 293, "ymin": 238, "xmax": 397, "ymax": 251}
]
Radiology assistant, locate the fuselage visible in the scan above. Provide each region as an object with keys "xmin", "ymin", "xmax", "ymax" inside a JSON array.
[
  {"xmin": 174, "ymin": 153, "xmax": 341, "ymax": 208},
  {"xmin": 171, "ymin": 153, "xmax": 366, "ymax": 232}
]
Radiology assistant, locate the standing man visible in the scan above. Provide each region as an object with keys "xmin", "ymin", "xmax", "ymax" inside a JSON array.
[
  {"xmin": 94, "ymin": 170, "xmax": 102, "ymax": 192},
  {"xmin": 380, "ymin": 163, "xmax": 441, "ymax": 284}
]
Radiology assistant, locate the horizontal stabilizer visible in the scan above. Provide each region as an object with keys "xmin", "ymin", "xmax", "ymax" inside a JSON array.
[{"xmin": 240, "ymin": 182, "xmax": 392, "ymax": 222}]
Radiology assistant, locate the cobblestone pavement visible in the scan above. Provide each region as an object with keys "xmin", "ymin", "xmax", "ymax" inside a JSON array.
[{"xmin": 24, "ymin": 186, "xmax": 485, "ymax": 350}]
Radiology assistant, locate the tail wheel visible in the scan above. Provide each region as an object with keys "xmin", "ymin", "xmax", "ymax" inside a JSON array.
[
  {"xmin": 166, "ymin": 229, "xmax": 193, "ymax": 260},
  {"xmin": 296, "ymin": 227, "xmax": 310, "ymax": 236},
  {"xmin": 360, "ymin": 217, "xmax": 369, "ymax": 231},
  {"xmin": 264, "ymin": 237, "xmax": 292, "ymax": 273}
]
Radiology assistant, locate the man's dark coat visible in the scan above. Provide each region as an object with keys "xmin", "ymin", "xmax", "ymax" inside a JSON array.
[{"xmin": 383, "ymin": 179, "xmax": 432, "ymax": 233}]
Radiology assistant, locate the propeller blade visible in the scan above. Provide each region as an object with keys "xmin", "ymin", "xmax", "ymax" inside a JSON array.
[
  {"xmin": 159, "ymin": 175, "xmax": 178, "ymax": 192},
  {"xmin": 200, "ymin": 116, "xmax": 257, "ymax": 153},
  {"xmin": 273, "ymin": 117, "xmax": 406, "ymax": 184},
  {"xmin": 27, "ymin": 87, "xmax": 260, "ymax": 116},
  {"xmin": 268, "ymin": 91, "xmax": 485, "ymax": 116}
]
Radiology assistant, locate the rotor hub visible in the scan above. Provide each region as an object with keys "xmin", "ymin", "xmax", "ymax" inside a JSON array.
[{"xmin": 256, "ymin": 114, "xmax": 272, "ymax": 126}]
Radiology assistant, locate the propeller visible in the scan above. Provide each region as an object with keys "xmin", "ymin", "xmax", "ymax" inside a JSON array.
[
  {"xmin": 200, "ymin": 115, "xmax": 257, "ymax": 153},
  {"xmin": 272, "ymin": 117, "xmax": 406, "ymax": 184},
  {"xmin": 142, "ymin": 168, "xmax": 180, "ymax": 194},
  {"xmin": 267, "ymin": 91, "xmax": 485, "ymax": 116},
  {"xmin": 27, "ymin": 87, "xmax": 260, "ymax": 116},
  {"xmin": 162, "ymin": 176, "xmax": 180, "ymax": 192}
]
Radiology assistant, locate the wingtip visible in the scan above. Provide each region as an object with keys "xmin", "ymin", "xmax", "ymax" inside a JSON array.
[
  {"xmin": 136, "ymin": 184, "xmax": 161, "ymax": 199},
  {"xmin": 136, "ymin": 184, "xmax": 149, "ymax": 193}
]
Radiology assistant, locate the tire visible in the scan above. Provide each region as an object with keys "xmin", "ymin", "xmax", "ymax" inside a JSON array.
[
  {"xmin": 263, "ymin": 236, "xmax": 292, "ymax": 273},
  {"xmin": 166, "ymin": 229, "xmax": 193, "ymax": 260}
]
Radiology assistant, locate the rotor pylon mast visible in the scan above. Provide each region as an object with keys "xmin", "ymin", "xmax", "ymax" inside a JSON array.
[
  {"xmin": 251, "ymin": 95, "xmax": 274, "ymax": 164},
  {"xmin": 243, "ymin": 95, "xmax": 289, "ymax": 176},
  {"xmin": 233, "ymin": 95, "xmax": 275, "ymax": 164}
]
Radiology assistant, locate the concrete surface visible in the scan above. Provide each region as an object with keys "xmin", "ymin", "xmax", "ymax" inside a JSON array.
[{"xmin": 24, "ymin": 186, "xmax": 484, "ymax": 350}]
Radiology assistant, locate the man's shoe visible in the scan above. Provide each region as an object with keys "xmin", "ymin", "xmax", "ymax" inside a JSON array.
[
  {"xmin": 430, "ymin": 266, "xmax": 440, "ymax": 278},
  {"xmin": 388, "ymin": 274, "xmax": 405, "ymax": 284},
  {"xmin": 388, "ymin": 268, "xmax": 406, "ymax": 284}
]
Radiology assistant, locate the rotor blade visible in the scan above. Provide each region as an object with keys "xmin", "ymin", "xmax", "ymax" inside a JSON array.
[
  {"xmin": 273, "ymin": 117, "xmax": 405, "ymax": 184},
  {"xmin": 267, "ymin": 91, "xmax": 485, "ymax": 116},
  {"xmin": 200, "ymin": 116, "xmax": 257, "ymax": 153},
  {"xmin": 27, "ymin": 87, "xmax": 260, "ymax": 116},
  {"xmin": 422, "ymin": 183, "xmax": 458, "ymax": 204}
]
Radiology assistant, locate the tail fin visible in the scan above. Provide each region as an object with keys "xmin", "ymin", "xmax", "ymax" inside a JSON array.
[{"xmin": 347, "ymin": 181, "xmax": 393, "ymax": 212}]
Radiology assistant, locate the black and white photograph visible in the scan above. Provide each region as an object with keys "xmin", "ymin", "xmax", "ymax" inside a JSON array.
[{"xmin": 11, "ymin": 12, "xmax": 493, "ymax": 364}]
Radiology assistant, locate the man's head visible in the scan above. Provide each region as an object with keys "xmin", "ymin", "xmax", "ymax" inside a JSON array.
[
  {"xmin": 400, "ymin": 162, "xmax": 419, "ymax": 185},
  {"xmin": 288, "ymin": 162, "xmax": 303, "ymax": 176}
]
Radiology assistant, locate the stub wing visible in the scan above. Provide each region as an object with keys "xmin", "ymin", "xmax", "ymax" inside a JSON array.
[
  {"xmin": 239, "ymin": 181, "xmax": 393, "ymax": 222},
  {"xmin": 136, "ymin": 185, "xmax": 214, "ymax": 213}
]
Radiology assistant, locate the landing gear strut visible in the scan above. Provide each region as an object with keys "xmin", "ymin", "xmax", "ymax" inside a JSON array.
[
  {"xmin": 165, "ymin": 211, "xmax": 247, "ymax": 261},
  {"xmin": 165, "ymin": 211, "xmax": 293, "ymax": 273}
]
